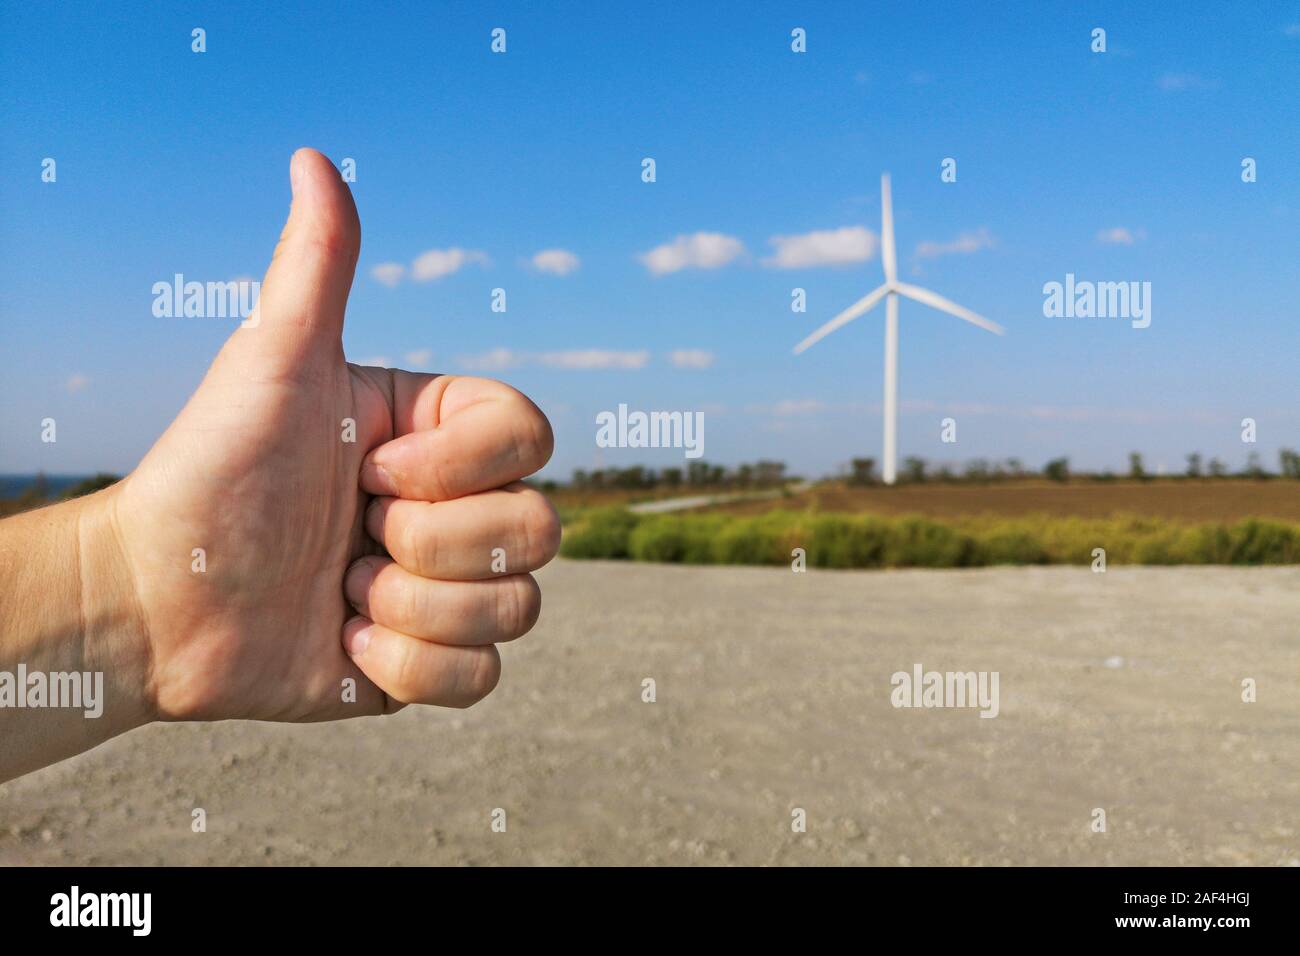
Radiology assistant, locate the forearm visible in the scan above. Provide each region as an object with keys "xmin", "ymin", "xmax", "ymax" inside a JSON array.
[{"xmin": 0, "ymin": 487, "xmax": 154, "ymax": 783}]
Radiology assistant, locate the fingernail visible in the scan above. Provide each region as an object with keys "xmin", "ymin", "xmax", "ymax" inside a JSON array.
[
  {"xmin": 344, "ymin": 560, "xmax": 376, "ymax": 611},
  {"xmin": 364, "ymin": 497, "xmax": 386, "ymax": 540},
  {"xmin": 290, "ymin": 150, "xmax": 305, "ymax": 196},
  {"xmin": 344, "ymin": 623, "xmax": 372, "ymax": 658},
  {"xmin": 361, "ymin": 461, "xmax": 399, "ymax": 496}
]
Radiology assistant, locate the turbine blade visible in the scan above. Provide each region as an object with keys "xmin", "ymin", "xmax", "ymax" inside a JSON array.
[
  {"xmin": 895, "ymin": 282, "xmax": 1005, "ymax": 335},
  {"xmin": 792, "ymin": 283, "xmax": 891, "ymax": 354},
  {"xmin": 881, "ymin": 174, "xmax": 897, "ymax": 284}
]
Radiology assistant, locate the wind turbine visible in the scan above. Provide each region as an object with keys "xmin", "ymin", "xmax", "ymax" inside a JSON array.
[{"xmin": 792, "ymin": 174, "xmax": 1004, "ymax": 485}]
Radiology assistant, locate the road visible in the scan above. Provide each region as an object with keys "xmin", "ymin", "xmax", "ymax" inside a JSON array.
[
  {"xmin": 626, "ymin": 485, "xmax": 806, "ymax": 514},
  {"xmin": 2, "ymin": 561, "xmax": 1296, "ymax": 865}
]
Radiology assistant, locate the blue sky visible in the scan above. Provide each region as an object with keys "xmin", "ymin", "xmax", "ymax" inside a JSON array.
[{"xmin": 2, "ymin": 1, "xmax": 1298, "ymax": 480}]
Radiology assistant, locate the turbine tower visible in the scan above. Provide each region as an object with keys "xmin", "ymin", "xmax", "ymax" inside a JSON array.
[{"xmin": 793, "ymin": 174, "xmax": 1004, "ymax": 484}]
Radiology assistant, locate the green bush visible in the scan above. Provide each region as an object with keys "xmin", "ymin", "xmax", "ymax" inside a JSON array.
[
  {"xmin": 808, "ymin": 515, "xmax": 890, "ymax": 568},
  {"xmin": 559, "ymin": 508, "xmax": 639, "ymax": 559},
  {"xmin": 628, "ymin": 515, "xmax": 723, "ymax": 563},
  {"xmin": 557, "ymin": 507, "xmax": 1300, "ymax": 568},
  {"xmin": 884, "ymin": 516, "xmax": 975, "ymax": 568},
  {"xmin": 1131, "ymin": 529, "xmax": 1188, "ymax": 565},
  {"xmin": 1031, "ymin": 516, "xmax": 1100, "ymax": 564},
  {"xmin": 715, "ymin": 512, "xmax": 799, "ymax": 565},
  {"xmin": 1227, "ymin": 519, "xmax": 1299, "ymax": 563},
  {"xmin": 627, "ymin": 516, "xmax": 688, "ymax": 562},
  {"xmin": 1179, "ymin": 523, "xmax": 1233, "ymax": 564},
  {"xmin": 976, "ymin": 526, "xmax": 1050, "ymax": 565}
]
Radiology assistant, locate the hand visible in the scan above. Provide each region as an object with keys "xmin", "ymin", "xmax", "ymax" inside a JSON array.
[
  {"xmin": 0, "ymin": 149, "xmax": 559, "ymax": 779},
  {"xmin": 118, "ymin": 146, "xmax": 561, "ymax": 721}
]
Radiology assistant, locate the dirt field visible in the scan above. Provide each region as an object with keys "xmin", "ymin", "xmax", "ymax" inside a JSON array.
[
  {"xmin": 714, "ymin": 479, "xmax": 1300, "ymax": 522},
  {"xmin": 2, "ymin": 560, "xmax": 1296, "ymax": 866}
]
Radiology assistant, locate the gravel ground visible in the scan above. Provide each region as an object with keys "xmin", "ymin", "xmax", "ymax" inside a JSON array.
[{"xmin": 2, "ymin": 561, "xmax": 1297, "ymax": 866}]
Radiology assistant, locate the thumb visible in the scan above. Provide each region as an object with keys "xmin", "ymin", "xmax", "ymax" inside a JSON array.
[{"xmin": 243, "ymin": 148, "xmax": 361, "ymax": 363}]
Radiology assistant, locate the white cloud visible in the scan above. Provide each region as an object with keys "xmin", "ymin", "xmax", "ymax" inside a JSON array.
[
  {"xmin": 638, "ymin": 232, "xmax": 745, "ymax": 275},
  {"xmin": 403, "ymin": 349, "xmax": 434, "ymax": 368},
  {"xmin": 668, "ymin": 349, "xmax": 715, "ymax": 370},
  {"xmin": 411, "ymin": 247, "xmax": 489, "ymax": 282},
  {"xmin": 744, "ymin": 399, "xmax": 874, "ymax": 419},
  {"xmin": 537, "ymin": 349, "xmax": 649, "ymax": 370},
  {"xmin": 1096, "ymin": 227, "xmax": 1138, "ymax": 245},
  {"xmin": 65, "ymin": 373, "xmax": 89, "ymax": 393},
  {"xmin": 1158, "ymin": 72, "xmax": 1216, "ymax": 92},
  {"xmin": 761, "ymin": 226, "xmax": 877, "ymax": 269},
  {"xmin": 913, "ymin": 228, "xmax": 995, "ymax": 261},
  {"xmin": 457, "ymin": 349, "xmax": 650, "ymax": 372},
  {"xmin": 370, "ymin": 262, "xmax": 405, "ymax": 287},
  {"xmin": 531, "ymin": 248, "xmax": 580, "ymax": 276},
  {"xmin": 901, "ymin": 398, "xmax": 1231, "ymax": 427},
  {"xmin": 458, "ymin": 348, "xmax": 521, "ymax": 372},
  {"xmin": 353, "ymin": 355, "xmax": 392, "ymax": 368},
  {"xmin": 771, "ymin": 399, "xmax": 827, "ymax": 416}
]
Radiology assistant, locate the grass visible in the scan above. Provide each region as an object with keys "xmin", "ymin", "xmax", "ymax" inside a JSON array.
[{"xmin": 559, "ymin": 508, "xmax": 1300, "ymax": 568}]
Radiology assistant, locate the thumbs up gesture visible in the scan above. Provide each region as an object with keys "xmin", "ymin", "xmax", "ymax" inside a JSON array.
[{"xmin": 112, "ymin": 149, "xmax": 559, "ymax": 720}]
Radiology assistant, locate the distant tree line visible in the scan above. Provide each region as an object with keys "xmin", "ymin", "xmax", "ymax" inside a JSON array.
[
  {"xmin": 0, "ymin": 472, "xmax": 121, "ymax": 517},
  {"xmin": 566, "ymin": 460, "xmax": 791, "ymax": 491},
  {"xmin": 845, "ymin": 449, "xmax": 1300, "ymax": 485},
  {"xmin": 551, "ymin": 447, "xmax": 1299, "ymax": 490}
]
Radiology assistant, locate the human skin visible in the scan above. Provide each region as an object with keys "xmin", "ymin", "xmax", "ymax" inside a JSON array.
[{"xmin": 0, "ymin": 149, "xmax": 560, "ymax": 783}]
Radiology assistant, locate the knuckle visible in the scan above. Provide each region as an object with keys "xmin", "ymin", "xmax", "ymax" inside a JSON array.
[
  {"xmin": 390, "ymin": 573, "xmax": 425, "ymax": 632},
  {"xmin": 397, "ymin": 508, "xmax": 437, "ymax": 576},
  {"xmin": 394, "ymin": 506, "xmax": 417, "ymax": 565},
  {"xmin": 302, "ymin": 229, "xmax": 360, "ymax": 265},
  {"xmin": 496, "ymin": 574, "xmax": 541, "ymax": 640},
  {"xmin": 422, "ymin": 458, "xmax": 453, "ymax": 504},
  {"xmin": 453, "ymin": 646, "xmax": 501, "ymax": 707},
  {"xmin": 295, "ymin": 202, "xmax": 362, "ymax": 262},
  {"xmin": 518, "ymin": 491, "xmax": 563, "ymax": 566},
  {"xmin": 519, "ymin": 575, "xmax": 542, "ymax": 634},
  {"xmin": 276, "ymin": 219, "xmax": 361, "ymax": 271},
  {"xmin": 510, "ymin": 396, "xmax": 555, "ymax": 474},
  {"xmin": 386, "ymin": 636, "xmax": 428, "ymax": 705},
  {"xmin": 493, "ymin": 575, "xmax": 523, "ymax": 637}
]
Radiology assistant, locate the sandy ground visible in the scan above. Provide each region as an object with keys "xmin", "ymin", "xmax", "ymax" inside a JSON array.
[{"xmin": 2, "ymin": 561, "xmax": 1297, "ymax": 866}]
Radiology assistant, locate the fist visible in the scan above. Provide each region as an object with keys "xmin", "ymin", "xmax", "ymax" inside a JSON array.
[{"xmin": 110, "ymin": 149, "xmax": 560, "ymax": 723}]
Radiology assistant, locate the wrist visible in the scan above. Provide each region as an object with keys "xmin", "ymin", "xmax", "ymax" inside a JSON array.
[
  {"xmin": 0, "ymin": 485, "xmax": 154, "ymax": 782},
  {"xmin": 74, "ymin": 483, "xmax": 158, "ymax": 732}
]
